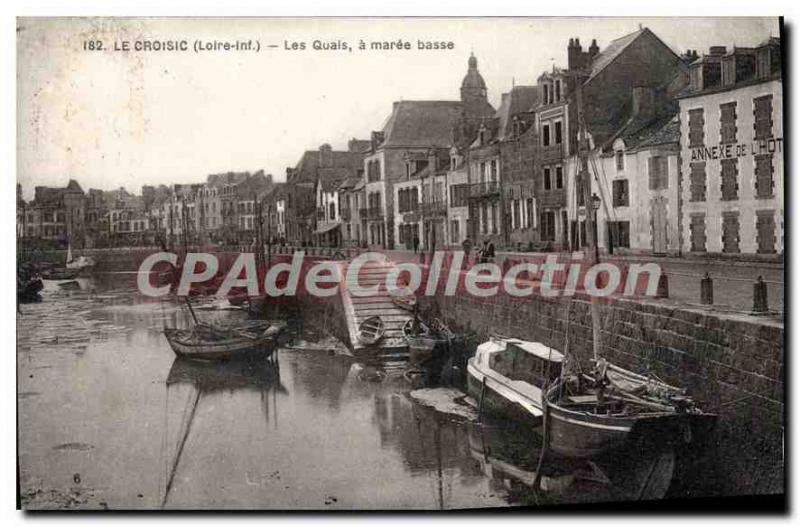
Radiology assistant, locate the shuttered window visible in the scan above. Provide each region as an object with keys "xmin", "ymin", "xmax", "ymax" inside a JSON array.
[
  {"xmin": 721, "ymin": 212, "xmax": 740, "ymax": 253},
  {"xmin": 755, "ymin": 155, "xmax": 774, "ymax": 198},
  {"xmin": 690, "ymin": 214, "xmax": 706, "ymax": 252},
  {"xmin": 720, "ymin": 102, "xmax": 737, "ymax": 144},
  {"xmin": 688, "ymin": 109, "xmax": 705, "ymax": 147},
  {"xmin": 756, "ymin": 211, "xmax": 776, "ymax": 254},
  {"xmin": 648, "ymin": 156, "xmax": 669, "ymax": 190},
  {"xmin": 690, "ymin": 162, "xmax": 706, "ymax": 202},
  {"xmin": 753, "ymin": 95, "xmax": 774, "ymax": 140},
  {"xmin": 720, "ymin": 159, "xmax": 739, "ymax": 200}
]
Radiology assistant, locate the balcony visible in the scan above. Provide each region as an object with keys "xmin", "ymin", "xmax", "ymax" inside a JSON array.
[
  {"xmin": 468, "ymin": 181, "xmax": 501, "ymax": 199},
  {"xmin": 359, "ymin": 206, "xmax": 384, "ymax": 220}
]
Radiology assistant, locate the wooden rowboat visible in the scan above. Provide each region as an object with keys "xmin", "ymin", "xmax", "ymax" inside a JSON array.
[
  {"xmin": 164, "ymin": 320, "xmax": 285, "ymax": 361},
  {"xmin": 357, "ymin": 316, "xmax": 385, "ymax": 346}
]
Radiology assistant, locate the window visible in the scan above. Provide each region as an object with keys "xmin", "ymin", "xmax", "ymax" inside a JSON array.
[
  {"xmin": 720, "ymin": 102, "xmax": 737, "ymax": 144},
  {"xmin": 555, "ymin": 166, "xmax": 564, "ymax": 189},
  {"xmin": 451, "ymin": 220, "xmax": 460, "ymax": 243},
  {"xmin": 542, "ymin": 124, "xmax": 550, "ymax": 146},
  {"xmin": 329, "ymin": 202, "xmax": 336, "ymax": 220},
  {"xmin": 648, "ymin": 156, "xmax": 669, "ymax": 190},
  {"xmin": 690, "ymin": 162, "xmax": 707, "ymax": 202},
  {"xmin": 490, "ymin": 160, "xmax": 498, "ymax": 181},
  {"xmin": 543, "ymin": 167, "xmax": 552, "ymax": 190},
  {"xmin": 615, "ymin": 150, "xmax": 625, "ymax": 171},
  {"xmin": 513, "ymin": 201, "xmax": 521, "ymax": 230},
  {"xmin": 690, "ymin": 214, "xmax": 706, "ymax": 252},
  {"xmin": 481, "ymin": 203, "xmax": 488, "ymax": 234},
  {"xmin": 754, "ymin": 95, "xmax": 774, "ymax": 140},
  {"xmin": 491, "ymin": 203, "xmax": 498, "ymax": 234},
  {"xmin": 543, "ymin": 84, "xmax": 549, "ymax": 105},
  {"xmin": 720, "ymin": 159, "xmax": 739, "ymax": 200},
  {"xmin": 449, "ymin": 184, "xmax": 469, "ymax": 208},
  {"xmin": 612, "ymin": 180, "xmax": 629, "ymax": 207},
  {"xmin": 721, "ymin": 212, "xmax": 740, "ymax": 253},
  {"xmin": 540, "ymin": 211, "xmax": 556, "ymax": 241},
  {"xmin": 756, "ymin": 211, "xmax": 776, "ymax": 254},
  {"xmin": 555, "ymin": 121, "xmax": 563, "ymax": 144},
  {"xmin": 607, "ymin": 221, "xmax": 630, "ymax": 248},
  {"xmin": 526, "ymin": 198, "xmax": 535, "ymax": 229},
  {"xmin": 755, "ymin": 155, "xmax": 774, "ymax": 198},
  {"xmin": 688, "ymin": 109, "xmax": 705, "ymax": 147},
  {"xmin": 555, "ymin": 80, "xmax": 561, "ymax": 102}
]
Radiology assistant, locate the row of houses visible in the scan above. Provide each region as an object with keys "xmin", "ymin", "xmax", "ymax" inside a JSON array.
[
  {"xmin": 18, "ymin": 28, "xmax": 782, "ymax": 257},
  {"xmin": 264, "ymin": 29, "xmax": 782, "ymax": 257},
  {"xmin": 17, "ymin": 171, "xmax": 275, "ymax": 248}
]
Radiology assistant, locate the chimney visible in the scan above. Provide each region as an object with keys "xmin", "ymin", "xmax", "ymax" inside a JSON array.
[
  {"xmin": 319, "ymin": 144, "xmax": 333, "ymax": 168},
  {"xmin": 370, "ymin": 131, "xmax": 384, "ymax": 152},
  {"xmin": 589, "ymin": 38, "xmax": 599, "ymax": 58}
]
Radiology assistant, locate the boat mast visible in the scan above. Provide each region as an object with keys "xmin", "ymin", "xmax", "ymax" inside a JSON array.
[{"xmin": 575, "ymin": 76, "xmax": 601, "ymax": 363}]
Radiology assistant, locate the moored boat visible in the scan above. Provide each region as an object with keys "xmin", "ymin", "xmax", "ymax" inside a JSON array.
[
  {"xmin": 542, "ymin": 359, "xmax": 716, "ymax": 458},
  {"xmin": 466, "ymin": 336, "xmax": 564, "ymax": 425},
  {"xmin": 357, "ymin": 316, "xmax": 385, "ymax": 346},
  {"xmin": 164, "ymin": 320, "xmax": 286, "ymax": 361}
]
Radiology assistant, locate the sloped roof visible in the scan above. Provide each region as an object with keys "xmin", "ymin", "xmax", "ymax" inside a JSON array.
[
  {"xmin": 496, "ymin": 85, "xmax": 539, "ymax": 140},
  {"xmin": 588, "ymin": 28, "xmax": 646, "ymax": 81},
  {"xmin": 338, "ymin": 176, "xmax": 361, "ymax": 191},
  {"xmin": 380, "ymin": 100, "xmax": 465, "ymax": 148},
  {"xmin": 290, "ymin": 149, "xmax": 363, "ymax": 184},
  {"xmin": 206, "ymin": 172, "xmax": 251, "ymax": 188},
  {"xmin": 633, "ymin": 115, "xmax": 680, "ymax": 150}
]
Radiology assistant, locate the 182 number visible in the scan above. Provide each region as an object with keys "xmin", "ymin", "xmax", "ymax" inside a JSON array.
[{"xmin": 83, "ymin": 40, "xmax": 104, "ymax": 51}]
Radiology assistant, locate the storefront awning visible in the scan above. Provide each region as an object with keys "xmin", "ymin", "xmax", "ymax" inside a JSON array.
[{"xmin": 313, "ymin": 222, "xmax": 341, "ymax": 235}]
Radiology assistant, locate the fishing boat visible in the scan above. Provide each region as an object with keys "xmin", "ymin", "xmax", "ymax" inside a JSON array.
[
  {"xmin": 541, "ymin": 359, "xmax": 716, "ymax": 459},
  {"xmin": 357, "ymin": 316, "xmax": 385, "ymax": 345},
  {"xmin": 164, "ymin": 320, "xmax": 286, "ymax": 361},
  {"xmin": 403, "ymin": 317, "xmax": 459, "ymax": 371},
  {"xmin": 533, "ymin": 78, "xmax": 716, "ymax": 460},
  {"xmin": 466, "ymin": 336, "xmax": 564, "ymax": 424}
]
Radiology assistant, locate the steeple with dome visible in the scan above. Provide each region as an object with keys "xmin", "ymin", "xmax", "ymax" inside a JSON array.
[{"xmin": 461, "ymin": 53, "xmax": 488, "ymax": 105}]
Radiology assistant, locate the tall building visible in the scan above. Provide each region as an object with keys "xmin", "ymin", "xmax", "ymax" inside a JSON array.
[
  {"xmin": 677, "ymin": 38, "xmax": 783, "ymax": 255},
  {"xmin": 363, "ymin": 54, "xmax": 495, "ymax": 249}
]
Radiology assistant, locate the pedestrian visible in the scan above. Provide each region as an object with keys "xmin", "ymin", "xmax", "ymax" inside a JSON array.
[
  {"xmin": 486, "ymin": 239, "xmax": 495, "ymax": 261},
  {"xmin": 461, "ymin": 237, "xmax": 472, "ymax": 267},
  {"xmin": 413, "ymin": 234, "xmax": 419, "ymax": 254},
  {"xmin": 479, "ymin": 239, "xmax": 489, "ymax": 263}
]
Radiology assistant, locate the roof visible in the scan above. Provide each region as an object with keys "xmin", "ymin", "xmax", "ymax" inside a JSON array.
[
  {"xmin": 634, "ymin": 115, "xmax": 680, "ymax": 150},
  {"xmin": 496, "ymin": 85, "xmax": 539, "ymax": 140},
  {"xmin": 338, "ymin": 176, "xmax": 361, "ymax": 191},
  {"xmin": 588, "ymin": 28, "xmax": 646, "ymax": 81},
  {"xmin": 289, "ymin": 148, "xmax": 364, "ymax": 185},
  {"xmin": 380, "ymin": 100, "xmax": 466, "ymax": 148}
]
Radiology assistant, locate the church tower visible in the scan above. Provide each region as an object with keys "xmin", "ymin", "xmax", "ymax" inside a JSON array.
[{"xmin": 460, "ymin": 53, "xmax": 488, "ymax": 109}]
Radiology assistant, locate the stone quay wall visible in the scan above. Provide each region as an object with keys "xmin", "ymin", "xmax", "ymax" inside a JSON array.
[{"xmin": 425, "ymin": 282, "xmax": 784, "ymax": 495}]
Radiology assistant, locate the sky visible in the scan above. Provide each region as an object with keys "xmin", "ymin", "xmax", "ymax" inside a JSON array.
[{"xmin": 16, "ymin": 17, "xmax": 780, "ymax": 200}]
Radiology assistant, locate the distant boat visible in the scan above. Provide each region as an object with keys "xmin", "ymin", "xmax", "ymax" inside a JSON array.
[
  {"xmin": 164, "ymin": 320, "xmax": 286, "ymax": 361},
  {"xmin": 41, "ymin": 267, "xmax": 80, "ymax": 281},
  {"xmin": 357, "ymin": 316, "xmax": 385, "ymax": 346},
  {"xmin": 65, "ymin": 243, "xmax": 96, "ymax": 271}
]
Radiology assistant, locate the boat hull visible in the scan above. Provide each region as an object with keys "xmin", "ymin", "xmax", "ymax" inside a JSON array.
[
  {"xmin": 164, "ymin": 329, "xmax": 277, "ymax": 361},
  {"xmin": 466, "ymin": 360, "xmax": 543, "ymax": 426}
]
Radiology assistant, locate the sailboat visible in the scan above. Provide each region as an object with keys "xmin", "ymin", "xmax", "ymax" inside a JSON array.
[
  {"xmin": 65, "ymin": 242, "xmax": 96, "ymax": 271},
  {"xmin": 537, "ymin": 77, "xmax": 716, "ymax": 459}
]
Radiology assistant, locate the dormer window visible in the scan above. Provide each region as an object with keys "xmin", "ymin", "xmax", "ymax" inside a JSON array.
[
  {"xmin": 543, "ymin": 84, "xmax": 550, "ymax": 105},
  {"xmin": 555, "ymin": 80, "xmax": 561, "ymax": 102},
  {"xmin": 479, "ymin": 128, "xmax": 486, "ymax": 145},
  {"xmin": 616, "ymin": 150, "xmax": 625, "ymax": 171}
]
